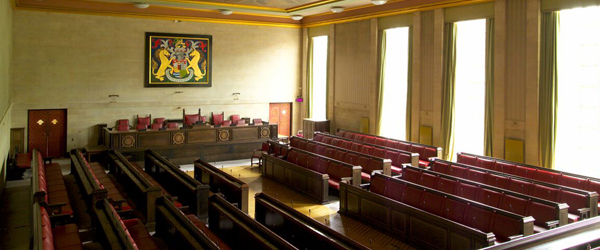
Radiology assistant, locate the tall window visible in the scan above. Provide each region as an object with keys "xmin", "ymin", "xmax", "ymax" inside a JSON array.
[
  {"xmin": 379, "ymin": 27, "xmax": 410, "ymax": 140},
  {"xmin": 452, "ymin": 19, "xmax": 486, "ymax": 160},
  {"xmin": 555, "ymin": 7, "xmax": 600, "ymax": 178},
  {"xmin": 310, "ymin": 36, "xmax": 328, "ymax": 120}
]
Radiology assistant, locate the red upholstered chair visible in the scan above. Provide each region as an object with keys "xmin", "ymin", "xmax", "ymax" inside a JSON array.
[
  {"xmin": 236, "ymin": 120, "xmax": 246, "ymax": 126},
  {"xmin": 253, "ymin": 118, "xmax": 263, "ymax": 125},
  {"xmin": 231, "ymin": 114, "xmax": 241, "ymax": 124},
  {"xmin": 212, "ymin": 112, "xmax": 224, "ymax": 126},
  {"xmin": 183, "ymin": 108, "xmax": 202, "ymax": 127},
  {"xmin": 221, "ymin": 120, "xmax": 231, "ymax": 127},
  {"xmin": 151, "ymin": 123, "xmax": 162, "ymax": 130},
  {"xmin": 137, "ymin": 115, "xmax": 151, "ymax": 129},
  {"xmin": 117, "ymin": 119, "xmax": 130, "ymax": 126},
  {"xmin": 166, "ymin": 123, "xmax": 178, "ymax": 129},
  {"xmin": 154, "ymin": 118, "xmax": 165, "ymax": 129},
  {"xmin": 251, "ymin": 142, "xmax": 270, "ymax": 169},
  {"xmin": 117, "ymin": 125, "xmax": 130, "ymax": 131},
  {"xmin": 136, "ymin": 124, "xmax": 147, "ymax": 130}
]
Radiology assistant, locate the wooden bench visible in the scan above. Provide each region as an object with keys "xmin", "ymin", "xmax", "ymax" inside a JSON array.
[
  {"xmin": 32, "ymin": 149, "xmax": 73, "ymax": 216},
  {"xmin": 335, "ymin": 128, "xmax": 442, "ymax": 167},
  {"xmin": 154, "ymin": 196, "xmax": 229, "ymax": 250},
  {"xmin": 429, "ymin": 158, "xmax": 599, "ymax": 220},
  {"xmin": 69, "ymin": 149, "xmax": 108, "ymax": 210},
  {"xmin": 193, "ymin": 158, "xmax": 249, "ymax": 213},
  {"xmin": 31, "ymin": 202, "xmax": 82, "ymax": 250},
  {"xmin": 93, "ymin": 199, "xmax": 158, "ymax": 250},
  {"xmin": 207, "ymin": 194, "xmax": 297, "ymax": 250},
  {"xmin": 341, "ymin": 173, "xmax": 535, "ymax": 249},
  {"xmin": 145, "ymin": 149, "xmax": 210, "ymax": 221},
  {"xmin": 313, "ymin": 132, "xmax": 420, "ymax": 173},
  {"xmin": 262, "ymin": 146, "xmax": 362, "ymax": 203},
  {"xmin": 106, "ymin": 150, "xmax": 162, "ymax": 227},
  {"xmin": 401, "ymin": 164, "xmax": 570, "ymax": 231},
  {"xmin": 457, "ymin": 152, "xmax": 600, "ymax": 215},
  {"xmin": 70, "ymin": 149, "xmax": 129, "ymax": 212},
  {"xmin": 290, "ymin": 136, "xmax": 393, "ymax": 181},
  {"xmin": 254, "ymin": 192, "xmax": 369, "ymax": 250}
]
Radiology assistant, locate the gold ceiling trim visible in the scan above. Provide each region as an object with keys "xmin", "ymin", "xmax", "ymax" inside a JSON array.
[
  {"xmin": 157, "ymin": 3, "xmax": 292, "ymax": 18},
  {"xmin": 286, "ymin": 0, "xmax": 344, "ymax": 12},
  {"xmin": 14, "ymin": 5, "xmax": 301, "ymax": 28},
  {"xmin": 157, "ymin": 0, "xmax": 286, "ymax": 12},
  {"xmin": 302, "ymin": 0, "xmax": 493, "ymax": 27}
]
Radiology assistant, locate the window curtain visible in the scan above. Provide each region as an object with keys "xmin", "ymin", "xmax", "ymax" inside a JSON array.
[
  {"xmin": 376, "ymin": 31, "xmax": 388, "ymax": 135},
  {"xmin": 484, "ymin": 18, "xmax": 495, "ymax": 156},
  {"xmin": 307, "ymin": 40, "xmax": 315, "ymax": 118},
  {"xmin": 539, "ymin": 12, "xmax": 560, "ymax": 169},
  {"xmin": 406, "ymin": 27, "xmax": 413, "ymax": 141},
  {"xmin": 440, "ymin": 23, "xmax": 457, "ymax": 160}
]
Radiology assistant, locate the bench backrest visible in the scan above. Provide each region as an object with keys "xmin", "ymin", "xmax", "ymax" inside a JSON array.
[
  {"xmin": 457, "ymin": 152, "xmax": 600, "ymax": 200},
  {"xmin": 335, "ymin": 129, "xmax": 441, "ymax": 162},
  {"xmin": 93, "ymin": 199, "xmax": 139, "ymax": 250},
  {"xmin": 370, "ymin": 173, "xmax": 534, "ymax": 242},
  {"xmin": 194, "ymin": 158, "xmax": 249, "ymax": 213}
]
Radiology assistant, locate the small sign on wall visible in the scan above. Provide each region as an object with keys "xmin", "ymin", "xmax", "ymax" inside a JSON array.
[{"xmin": 145, "ymin": 32, "xmax": 212, "ymax": 87}]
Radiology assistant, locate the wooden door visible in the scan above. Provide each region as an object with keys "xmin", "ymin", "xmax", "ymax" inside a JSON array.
[
  {"xmin": 269, "ymin": 103, "xmax": 292, "ymax": 137},
  {"xmin": 28, "ymin": 109, "xmax": 67, "ymax": 158}
]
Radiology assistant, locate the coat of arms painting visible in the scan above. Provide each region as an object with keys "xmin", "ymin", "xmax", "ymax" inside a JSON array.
[{"xmin": 145, "ymin": 32, "xmax": 212, "ymax": 87}]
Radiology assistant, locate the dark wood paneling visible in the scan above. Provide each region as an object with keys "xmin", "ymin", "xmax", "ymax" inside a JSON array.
[
  {"xmin": 232, "ymin": 127, "xmax": 258, "ymax": 140},
  {"xmin": 188, "ymin": 129, "xmax": 216, "ymax": 143},
  {"xmin": 137, "ymin": 132, "xmax": 171, "ymax": 147}
]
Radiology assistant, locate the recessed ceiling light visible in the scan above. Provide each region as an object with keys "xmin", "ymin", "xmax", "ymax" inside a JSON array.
[
  {"xmin": 291, "ymin": 15, "xmax": 303, "ymax": 21},
  {"xmin": 220, "ymin": 9, "xmax": 233, "ymax": 15},
  {"xmin": 331, "ymin": 6, "xmax": 344, "ymax": 13},
  {"xmin": 133, "ymin": 2, "xmax": 150, "ymax": 9},
  {"xmin": 371, "ymin": 0, "xmax": 387, "ymax": 5},
  {"xmin": 174, "ymin": 20, "xmax": 182, "ymax": 23}
]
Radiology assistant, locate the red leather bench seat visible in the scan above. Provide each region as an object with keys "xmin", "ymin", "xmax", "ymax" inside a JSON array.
[
  {"xmin": 40, "ymin": 206, "xmax": 82, "ymax": 250},
  {"xmin": 78, "ymin": 152, "xmax": 131, "ymax": 211},
  {"xmin": 37, "ymin": 152, "xmax": 73, "ymax": 216},
  {"xmin": 370, "ymin": 174, "xmax": 524, "ymax": 243},
  {"xmin": 123, "ymin": 219, "xmax": 159, "ymax": 250},
  {"xmin": 429, "ymin": 160, "xmax": 592, "ymax": 226},
  {"xmin": 283, "ymin": 149, "xmax": 353, "ymax": 190},
  {"xmin": 185, "ymin": 214, "xmax": 232, "ymax": 250},
  {"xmin": 402, "ymin": 165, "xmax": 562, "ymax": 230}
]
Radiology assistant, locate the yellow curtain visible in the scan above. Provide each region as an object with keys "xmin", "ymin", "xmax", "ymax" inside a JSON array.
[
  {"xmin": 539, "ymin": 12, "xmax": 560, "ymax": 169},
  {"xmin": 376, "ymin": 31, "xmax": 387, "ymax": 135},
  {"xmin": 484, "ymin": 18, "xmax": 495, "ymax": 156},
  {"xmin": 440, "ymin": 23, "xmax": 457, "ymax": 160}
]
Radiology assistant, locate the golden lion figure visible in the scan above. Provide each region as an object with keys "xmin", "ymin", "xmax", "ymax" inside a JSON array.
[
  {"xmin": 186, "ymin": 49, "xmax": 206, "ymax": 81},
  {"xmin": 152, "ymin": 48, "xmax": 173, "ymax": 81}
]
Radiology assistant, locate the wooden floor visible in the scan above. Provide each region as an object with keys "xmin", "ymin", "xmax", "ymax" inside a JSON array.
[{"xmin": 185, "ymin": 165, "xmax": 415, "ymax": 250}]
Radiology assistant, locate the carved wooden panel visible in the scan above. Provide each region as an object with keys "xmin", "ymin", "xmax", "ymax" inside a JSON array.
[
  {"xmin": 172, "ymin": 132, "xmax": 185, "ymax": 145},
  {"xmin": 410, "ymin": 217, "xmax": 447, "ymax": 249},
  {"xmin": 121, "ymin": 134, "xmax": 136, "ymax": 148},
  {"xmin": 450, "ymin": 231, "xmax": 472, "ymax": 250},
  {"xmin": 347, "ymin": 193, "xmax": 359, "ymax": 214},
  {"xmin": 391, "ymin": 209, "xmax": 407, "ymax": 234},
  {"xmin": 361, "ymin": 198, "xmax": 389, "ymax": 226},
  {"xmin": 232, "ymin": 127, "xmax": 257, "ymax": 141},
  {"xmin": 260, "ymin": 127, "xmax": 271, "ymax": 138},
  {"xmin": 218, "ymin": 129, "xmax": 230, "ymax": 141},
  {"xmin": 292, "ymin": 171, "xmax": 307, "ymax": 190},
  {"xmin": 188, "ymin": 129, "xmax": 216, "ymax": 143},
  {"xmin": 137, "ymin": 132, "xmax": 171, "ymax": 147}
]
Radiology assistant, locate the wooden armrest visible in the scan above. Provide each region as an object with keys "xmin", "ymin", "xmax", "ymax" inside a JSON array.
[
  {"xmin": 508, "ymin": 235, "xmax": 524, "ymax": 241},
  {"xmin": 49, "ymin": 213, "xmax": 71, "ymax": 226},
  {"xmin": 108, "ymin": 198, "xmax": 127, "ymax": 211},
  {"xmin": 43, "ymin": 202, "xmax": 67, "ymax": 215},
  {"xmin": 359, "ymin": 183, "xmax": 370, "ymax": 190},
  {"xmin": 341, "ymin": 177, "xmax": 352, "ymax": 185},
  {"xmin": 546, "ymin": 220, "xmax": 559, "ymax": 229},
  {"xmin": 371, "ymin": 170, "xmax": 383, "ymax": 175},
  {"xmin": 578, "ymin": 208, "xmax": 591, "ymax": 220}
]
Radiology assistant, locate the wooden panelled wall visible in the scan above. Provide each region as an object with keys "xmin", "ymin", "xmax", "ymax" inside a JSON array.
[{"xmin": 302, "ymin": 0, "xmax": 554, "ymax": 166}]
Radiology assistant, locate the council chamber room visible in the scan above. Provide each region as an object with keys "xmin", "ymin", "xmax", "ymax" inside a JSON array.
[{"xmin": 1, "ymin": 0, "xmax": 600, "ymax": 249}]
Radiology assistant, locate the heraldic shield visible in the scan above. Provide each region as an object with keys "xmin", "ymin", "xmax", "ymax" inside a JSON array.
[{"xmin": 145, "ymin": 32, "xmax": 212, "ymax": 87}]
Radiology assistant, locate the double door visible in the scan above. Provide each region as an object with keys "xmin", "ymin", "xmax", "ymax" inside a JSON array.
[
  {"xmin": 28, "ymin": 109, "xmax": 67, "ymax": 158},
  {"xmin": 269, "ymin": 103, "xmax": 292, "ymax": 137}
]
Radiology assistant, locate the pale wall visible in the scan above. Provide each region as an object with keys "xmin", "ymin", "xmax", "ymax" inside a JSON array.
[
  {"xmin": 0, "ymin": 0, "xmax": 13, "ymax": 195},
  {"xmin": 308, "ymin": 0, "xmax": 545, "ymax": 165},
  {"xmin": 11, "ymin": 11, "xmax": 301, "ymax": 151}
]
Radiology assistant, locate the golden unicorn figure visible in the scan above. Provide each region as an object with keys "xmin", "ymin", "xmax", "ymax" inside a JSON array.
[
  {"xmin": 186, "ymin": 49, "xmax": 206, "ymax": 81},
  {"xmin": 152, "ymin": 48, "xmax": 173, "ymax": 81}
]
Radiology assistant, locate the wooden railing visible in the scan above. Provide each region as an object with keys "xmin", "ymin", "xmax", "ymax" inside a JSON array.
[{"xmin": 193, "ymin": 158, "xmax": 249, "ymax": 213}]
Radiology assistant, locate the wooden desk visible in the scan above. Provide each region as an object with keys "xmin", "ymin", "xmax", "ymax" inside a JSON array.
[
  {"xmin": 103, "ymin": 124, "xmax": 278, "ymax": 162},
  {"xmin": 84, "ymin": 145, "xmax": 107, "ymax": 162}
]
